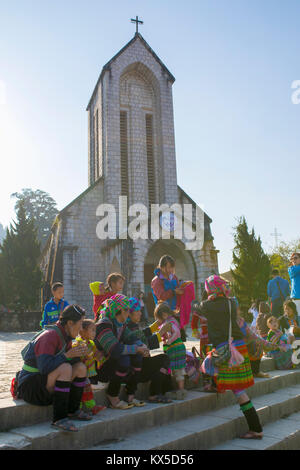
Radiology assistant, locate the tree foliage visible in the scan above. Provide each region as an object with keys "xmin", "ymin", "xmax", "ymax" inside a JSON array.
[
  {"xmin": 11, "ymin": 188, "xmax": 58, "ymax": 248},
  {"xmin": 268, "ymin": 239, "xmax": 300, "ymax": 280},
  {"xmin": 231, "ymin": 216, "xmax": 271, "ymax": 308},
  {"xmin": 0, "ymin": 201, "xmax": 42, "ymax": 310}
]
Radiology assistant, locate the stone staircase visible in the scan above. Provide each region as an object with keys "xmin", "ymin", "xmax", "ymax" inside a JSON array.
[{"xmin": 1, "ymin": 358, "xmax": 300, "ymax": 450}]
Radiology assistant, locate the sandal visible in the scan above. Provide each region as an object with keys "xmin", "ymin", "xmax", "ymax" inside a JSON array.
[
  {"xmin": 90, "ymin": 405, "xmax": 106, "ymax": 415},
  {"xmin": 148, "ymin": 396, "xmax": 162, "ymax": 404},
  {"xmin": 240, "ymin": 431, "xmax": 263, "ymax": 440},
  {"xmin": 109, "ymin": 400, "xmax": 134, "ymax": 410},
  {"xmin": 51, "ymin": 418, "xmax": 78, "ymax": 432},
  {"xmin": 128, "ymin": 398, "xmax": 145, "ymax": 407},
  {"xmin": 68, "ymin": 409, "xmax": 93, "ymax": 421},
  {"xmin": 157, "ymin": 394, "xmax": 172, "ymax": 403}
]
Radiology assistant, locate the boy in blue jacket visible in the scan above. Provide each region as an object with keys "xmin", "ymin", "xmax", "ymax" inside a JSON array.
[{"xmin": 40, "ymin": 282, "xmax": 69, "ymax": 328}]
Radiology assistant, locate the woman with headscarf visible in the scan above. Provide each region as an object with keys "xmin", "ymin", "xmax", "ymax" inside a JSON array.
[
  {"xmin": 94, "ymin": 294, "xmax": 148, "ymax": 410},
  {"xmin": 200, "ymin": 275, "xmax": 263, "ymax": 440},
  {"xmin": 127, "ymin": 298, "xmax": 173, "ymax": 403}
]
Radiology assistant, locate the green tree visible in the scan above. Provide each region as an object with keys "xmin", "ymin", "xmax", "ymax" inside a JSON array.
[
  {"xmin": 11, "ymin": 188, "xmax": 58, "ymax": 247},
  {"xmin": 269, "ymin": 239, "xmax": 300, "ymax": 280},
  {"xmin": 0, "ymin": 201, "xmax": 42, "ymax": 310},
  {"xmin": 231, "ymin": 216, "xmax": 271, "ymax": 307}
]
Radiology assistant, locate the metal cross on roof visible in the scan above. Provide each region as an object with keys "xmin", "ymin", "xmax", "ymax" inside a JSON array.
[
  {"xmin": 271, "ymin": 227, "xmax": 282, "ymax": 248},
  {"xmin": 131, "ymin": 15, "xmax": 144, "ymax": 34}
]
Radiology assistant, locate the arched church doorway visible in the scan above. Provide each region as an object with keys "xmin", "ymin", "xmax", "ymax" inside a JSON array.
[{"xmin": 143, "ymin": 240, "xmax": 198, "ymax": 319}]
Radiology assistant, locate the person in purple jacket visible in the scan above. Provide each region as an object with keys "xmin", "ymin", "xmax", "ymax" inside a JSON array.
[{"xmin": 17, "ymin": 305, "xmax": 90, "ymax": 432}]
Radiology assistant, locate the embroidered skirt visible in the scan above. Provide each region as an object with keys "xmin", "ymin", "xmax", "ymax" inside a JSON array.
[
  {"xmin": 163, "ymin": 338, "xmax": 186, "ymax": 371},
  {"xmin": 216, "ymin": 339, "xmax": 254, "ymax": 392}
]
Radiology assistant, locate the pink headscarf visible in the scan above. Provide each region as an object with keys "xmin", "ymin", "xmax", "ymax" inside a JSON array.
[{"xmin": 205, "ymin": 275, "xmax": 231, "ymax": 301}]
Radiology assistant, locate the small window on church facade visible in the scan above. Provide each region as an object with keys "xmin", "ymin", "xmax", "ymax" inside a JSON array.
[
  {"xmin": 145, "ymin": 114, "xmax": 156, "ymax": 208},
  {"xmin": 120, "ymin": 110, "xmax": 129, "ymax": 198}
]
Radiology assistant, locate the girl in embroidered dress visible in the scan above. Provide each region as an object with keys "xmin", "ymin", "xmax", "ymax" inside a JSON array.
[{"xmin": 154, "ymin": 302, "xmax": 187, "ymax": 400}]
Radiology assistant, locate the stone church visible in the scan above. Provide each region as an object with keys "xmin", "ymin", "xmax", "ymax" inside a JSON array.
[{"xmin": 40, "ymin": 31, "xmax": 219, "ymax": 315}]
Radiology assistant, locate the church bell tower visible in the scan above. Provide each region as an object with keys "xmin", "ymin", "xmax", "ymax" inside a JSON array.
[{"xmin": 87, "ymin": 27, "xmax": 179, "ymax": 212}]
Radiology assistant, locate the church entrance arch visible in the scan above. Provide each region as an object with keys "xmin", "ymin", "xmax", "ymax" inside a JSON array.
[{"xmin": 143, "ymin": 239, "xmax": 198, "ymax": 319}]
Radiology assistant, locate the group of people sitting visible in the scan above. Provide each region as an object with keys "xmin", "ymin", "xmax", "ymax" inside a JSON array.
[
  {"xmin": 12, "ymin": 256, "xmax": 194, "ymax": 433},
  {"xmin": 11, "ymin": 254, "xmax": 300, "ymax": 441}
]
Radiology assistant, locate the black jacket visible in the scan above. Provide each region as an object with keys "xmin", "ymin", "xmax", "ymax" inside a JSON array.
[{"xmin": 199, "ymin": 297, "xmax": 243, "ymax": 347}]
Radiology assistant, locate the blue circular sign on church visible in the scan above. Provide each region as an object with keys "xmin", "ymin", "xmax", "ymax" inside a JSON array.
[{"xmin": 159, "ymin": 212, "xmax": 177, "ymax": 233}]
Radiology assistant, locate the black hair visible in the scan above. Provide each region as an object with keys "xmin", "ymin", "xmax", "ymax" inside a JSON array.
[
  {"xmin": 52, "ymin": 282, "xmax": 64, "ymax": 291},
  {"xmin": 284, "ymin": 300, "xmax": 298, "ymax": 317},
  {"xmin": 81, "ymin": 319, "xmax": 96, "ymax": 330},
  {"xmin": 154, "ymin": 302, "xmax": 175, "ymax": 320},
  {"xmin": 158, "ymin": 255, "xmax": 175, "ymax": 269},
  {"xmin": 105, "ymin": 273, "xmax": 125, "ymax": 291},
  {"xmin": 272, "ymin": 269, "xmax": 279, "ymax": 276},
  {"xmin": 60, "ymin": 304, "xmax": 85, "ymax": 326}
]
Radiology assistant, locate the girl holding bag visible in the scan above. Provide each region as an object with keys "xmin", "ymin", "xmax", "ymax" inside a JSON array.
[{"xmin": 200, "ymin": 275, "xmax": 263, "ymax": 440}]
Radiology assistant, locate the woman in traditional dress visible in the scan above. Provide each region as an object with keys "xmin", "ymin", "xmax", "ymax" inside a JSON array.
[
  {"xmin": 94, "ymin": 294, "xmax": 148, "ymax": 410},
  {"xmin": 151, "ymin": 255, "xmax": 195, "ymax": 341},
  {"xmin": 200, "ymin": 275, "xmax": 263, "ymax": 440}
]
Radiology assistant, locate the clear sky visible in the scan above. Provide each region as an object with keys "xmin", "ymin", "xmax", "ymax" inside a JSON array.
[{"xmin": 1, "ymin": 0, "xmax": 299, "ymax": 273}]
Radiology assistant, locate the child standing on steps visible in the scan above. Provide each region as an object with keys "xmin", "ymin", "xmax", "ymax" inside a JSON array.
[
  {"xmin": 72, "ymin": 319, "xmax": 106, "ymax": 415},
  {"xmin": 154, "ymin": 302, "xmax": 187, "ymax": 400}
]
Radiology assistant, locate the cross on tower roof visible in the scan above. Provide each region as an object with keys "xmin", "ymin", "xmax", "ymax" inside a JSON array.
[
  {"xmin": 131, "ymin": 15, "xmax": 143, "ymax": 34},
  {"xmin": 271, "ymin": 227, "xmax": 282, "ymax": 248}
]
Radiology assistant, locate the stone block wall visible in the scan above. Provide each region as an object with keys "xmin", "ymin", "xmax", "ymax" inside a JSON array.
[
  {"xmin": 60, "ymin": 179, "xmax": 106, "ymax": 314},
  {"xmin": 0, "ymin": 311, "xmax": 41, "ymax": 332}
]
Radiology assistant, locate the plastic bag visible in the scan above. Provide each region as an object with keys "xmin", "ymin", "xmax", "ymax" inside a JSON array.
[{"xmin": 228, "ymin": 338, "xmax": 244, "ymax": 367}]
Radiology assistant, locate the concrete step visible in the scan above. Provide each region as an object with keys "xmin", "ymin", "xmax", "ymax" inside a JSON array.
[
  {"xmin": 211, "ymin": 411, "xmax": 300, "ymax": 450},
  {"xmin": 0, "ymin": 369, "xmax": 299, "ymax": 450},
  {"xmin": 0, "ymin": 377, "xmax": 199, "ymax": 434},
  {"xmin": 88, "ymin": 383, "xmax": 300, "ymax": 450},
  {"xmin": 0, "ymin": 356, "xmax": 275, "ymax": 433}
]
